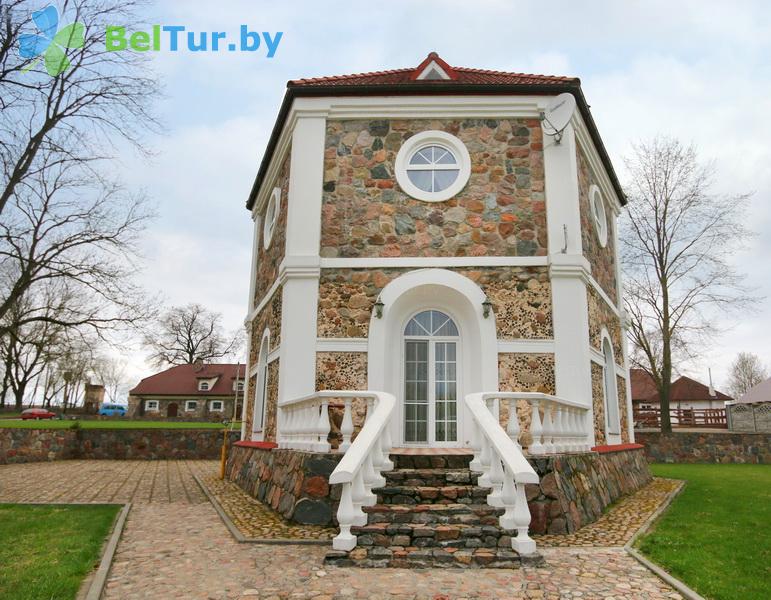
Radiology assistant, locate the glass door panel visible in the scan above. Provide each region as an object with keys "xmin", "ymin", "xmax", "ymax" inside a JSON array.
[
  {"xmin": 434, "ymin": 342, "xmax": 457, "ymax": 442},
  {"xmin": 404, "ymin": 340, "xmax": 429, "ymax": 442}
]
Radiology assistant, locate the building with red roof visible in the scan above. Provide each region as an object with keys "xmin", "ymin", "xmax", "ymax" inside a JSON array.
[
  {"xmin": 128, "ymin": 363, "xmax": 245, "ymax": 420},
  {"xmin": 630, "ymin": 368, "xmax": 732, "ymax": 410}
]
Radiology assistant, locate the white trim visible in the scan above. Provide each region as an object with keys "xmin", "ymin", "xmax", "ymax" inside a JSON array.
[
  {"xmin": 209, "ymin": 400, "xmax": 224, "ymax": 412},
  {"xmin": 316, "ymin": 338, "xmax": 369, "ymax": 352},
  {"xmin": 144, "ymin": 400, "xmax": 159, "ymax": 411},
  {"xmin": 319, "ymin": 256, "xmax": 548, "ymax": 269},
  {"xmin": 185, "ymin": 400, "xmax": 198, "ymax": 412},
  {"xmin": 590, "ymin": 347, "xmax": 625, "ymax": 374},
  {"xmin": 415, "ymin": 60, "xmax": 452, "ymax": 81},
  {"xmin": 589, "ymin": 184, "xmax": 608, "ymax": 247},
  {"xmin": 587, "ymin": 275, "xmax": 621, "ymax": 317},
  {"xmin": 573, "ymin": 116, "xmax": 623, "ymax": 215},
  {"xmin": 267, "ymin": 347, "xmax": 281, "ymax": 363},
  {"xmin": 246, "ymin": 278, "xmax": 281, "ymax": 325},
  {"xmin": 262, "ymin": 187, "xmax": 281, "ymax": 249},
  {"xmin": 600, "ymin": 327, "xmax": 622, "ymax": 443},
  {"xmin": 394, "ymin": 130, "xmax": 471, "ymax": 202},
  {"xmin": 497, "ymin": 339, "xmax": 555, "ymax": 354},
  {"xmin": 252, "ymin": 329, "xmax": 271, "ymax": 439}
]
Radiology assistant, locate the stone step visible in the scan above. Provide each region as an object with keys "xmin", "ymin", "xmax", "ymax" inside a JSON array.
[
  {"xmin": 352, "ymin": 521, "xmax": 514, "ymax": 549},
  {"xmin": 375, "ymin": 484, "xmax": 489, "ymax": 505},
  {"xmin": 383, "ymin": 467, "xmax": 479, "ymax": 487},
  {"xmin": 364, "ymin": 502, "xmax": 503, "ymax": 525},
  {"xmin": 325, "ymin": 546, "xmax": 544, "ymax": 569},
  {"xmin": 389, "ymin": 453, "xmax": 473, "ymax": 470}
]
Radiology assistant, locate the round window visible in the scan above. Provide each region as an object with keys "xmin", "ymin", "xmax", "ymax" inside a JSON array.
[
  {"xmin": 395, "ymin": 131, "xmax": 471, "ymax": 202},
  {"xmin": 590, "ymin": 185, "xmax": 608, "ymax": 247},
  {"xmin": 263, "ymin": 187, "xmax": 280, "ymax": 249}
]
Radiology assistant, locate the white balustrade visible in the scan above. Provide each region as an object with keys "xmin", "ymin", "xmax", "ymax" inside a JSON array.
[{"xmin": 327, "ymin": 391, "xmax": 396, "ymax": 551}]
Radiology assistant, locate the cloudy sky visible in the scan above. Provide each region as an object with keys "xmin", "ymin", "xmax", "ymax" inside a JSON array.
[{"xmin": 112, "ymin": 0, "xmax": 770, "ymax": 391}]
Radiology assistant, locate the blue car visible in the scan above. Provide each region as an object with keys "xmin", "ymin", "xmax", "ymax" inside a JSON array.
[{"xmin": 98, "ymin": 404, "xmax": 127, "ymax": 417}]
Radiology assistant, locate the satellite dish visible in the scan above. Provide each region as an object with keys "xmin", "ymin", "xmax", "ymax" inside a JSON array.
[{"xmin": 541, "ymin": 93, "xmax": 576, "ymax": 143}]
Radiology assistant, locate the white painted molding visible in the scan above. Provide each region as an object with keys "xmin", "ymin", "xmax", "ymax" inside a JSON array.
[
  {"xmin": 497, "ymin": 340, "xmax": 555, "ymax": 354},
  {"xmin": 548, "ymin": 253, "xmax": 591, "ymax": 280},
  {"xmin": 572, "ymin": 113, "xmax": 623, "ymax": 215},
  {"xmin": 267, "ymin": 347, "xmax": 281, "ymax": 363},
  {"xmin": 320, "ymin": 256, "xmax": 548, "ymax": 269},
  {"xmin": 317, "ymin": 338, "xmax": 369, "ymax": 352},
  {"xmin": 246, "ymin": 256, "xmax": 322, "ymax": 325},
  {"xmin": 586, "ymin": 275, "xmax": 622, "ymax": 318}
]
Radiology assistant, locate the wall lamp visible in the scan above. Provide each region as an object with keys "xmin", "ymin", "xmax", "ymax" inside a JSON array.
[
  {"xmin": 482, "ymin": 298, "xmax": 493, "ymax": 319},
  {"xmin": 374, "ymin": 299, "xmax": 384, "ymax": 319}
]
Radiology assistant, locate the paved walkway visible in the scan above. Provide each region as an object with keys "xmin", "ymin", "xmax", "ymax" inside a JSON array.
[{"xmin": 0, "ymin": 460, "xmax": 682, "ymax": 599}]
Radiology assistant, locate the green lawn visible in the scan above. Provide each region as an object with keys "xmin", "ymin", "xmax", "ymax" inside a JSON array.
[
  {"xmin": 0, "ymin": 504, "xmax": 120, "ymax": 600},
  {"xmin": 638, "ymin": 464, "xmax": 770, "ymax": 600},
  {"xmin": 0, "ymin": 419, "xmax": 239, "ymax": 429}
]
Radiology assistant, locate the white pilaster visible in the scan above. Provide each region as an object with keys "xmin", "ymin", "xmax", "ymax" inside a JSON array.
[
  {"xmin": 277, "ymin": 114, "xmax": 327, "ymax": 417},
  {"xmin": 543, "ymin": 124, "xmax": 595, "ymax": 445}
]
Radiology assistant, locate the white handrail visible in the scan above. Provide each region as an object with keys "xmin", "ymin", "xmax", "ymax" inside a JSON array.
[
  {"xmin": 326, "ymin": 390, "xmax": 396, "ymax": 551},
  {"xmin": 466, "ymin": 392, "xmax": 539, "ymax": 555}
]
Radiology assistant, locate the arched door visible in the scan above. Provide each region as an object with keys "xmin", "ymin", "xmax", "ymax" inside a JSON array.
[
  {"xmin": 167, "ymin": 402, "xmax": 178, "ymax": 417},
  {"xmin": 602, "ymin": 338, "xmax": 622, "ymax": 444},
  {"xmin": 403, "ymin": 310, "xmax": 460, "ymax": 446}
]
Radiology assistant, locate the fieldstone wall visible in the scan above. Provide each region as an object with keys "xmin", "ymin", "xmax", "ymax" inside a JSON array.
[
  {"xmin": 227, "ymin": 445, "xmax": 651, "ymax": 535},
  {"xmin": 591, "ymin": 362, "xmax": 606, "ymax": 444},
  {"xmin": 317, "ymin": 266, "xmax": 552, "ymax": 340},
  {"xmin": 526, "ymin": 447, "xmax": 651, "ymax": 534},
  {"xmin": 321, "ymin": 118, "xmax": 546, "ymax": 258},
  {"xmin": 0, "ymin": 428, "xmax": 239, "ymax": 464},
  {"xmin": 636, "ymin": 431, "xmax": 770, "ymax": 464},
  {"xmin": 249, "ymin": 289, "xmax": 282, "ymax": 365},
  {"xmin": 226, "ymin": 443, "xmax": 343, "ymax": 526},
  {"xmin": 587, "ymin": 285, "xmax": 623, "ymax": 360},
  {"xmin": 617, "ymin": 375, "xmax": 630, "ymax": 444},
  {"xmin": 264, "ymin": 360, "xmax": 280, "ymax": 442},
  {"xmin": 254, "ymin": 149, "xmax": 290, "ymax": 303},
  {"xmin": 498, "ymin": 353, "xmax": 555, "ymax": 434},
  {"xmin": 577, "ymin": 146, "xmax": 617, "ymax": 300}
]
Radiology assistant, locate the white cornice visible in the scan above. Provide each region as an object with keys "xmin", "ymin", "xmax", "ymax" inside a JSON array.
[
  {"xmin": 497, "ymin": 339, "xmax": 555, "ymax": 354},
  {"xmin": 317, "ymin": 338, "xmax": 369, "ymax": 352},
  {"xmin": 320, "ymin": 256, "xmax": 548, "ymax": 269},
  {"xmin": 572, "ymin": 113, "xmax": 623, "ymax": 216}
]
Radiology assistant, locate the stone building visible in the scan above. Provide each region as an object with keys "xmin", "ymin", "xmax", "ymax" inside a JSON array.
[
  {"xmin": 233, "ymin": 54, "xmax": 647, "ymax": 565},
  {"xmin": 241, "ymin": 53, "xmax": 633, "ymax": 449},
  {"xmin": 128, "ymin": 363, "xmax": 244, "ymax": 421}
]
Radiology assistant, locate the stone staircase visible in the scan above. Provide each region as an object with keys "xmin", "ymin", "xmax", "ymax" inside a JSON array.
[{"xmin": 324, "ymin": 452, "xmax": 544, "ymax": 569}]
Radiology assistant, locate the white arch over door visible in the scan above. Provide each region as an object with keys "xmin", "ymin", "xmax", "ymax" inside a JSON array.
[{"xmin": 368, "ymin": 269, "xmax": 498, "ymax": 447}]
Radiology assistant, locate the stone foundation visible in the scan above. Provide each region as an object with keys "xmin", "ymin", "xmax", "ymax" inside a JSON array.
[
  {"xmin": 226, "ymin": 443, "xmax": 343, "ymax": 526},
  {"xmin": 636, "ymin": 430, "xmax": 770, "ymax": 464},
  {"xmin": 227, "ymin": 445, "xmax": 651, "ymax": 535}
]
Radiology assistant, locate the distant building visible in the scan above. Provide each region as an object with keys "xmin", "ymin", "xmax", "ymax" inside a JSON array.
[
  {"xmin": 82, "ymin": 383, "xmax": 105, "ymax": 414},
  {"xmin": 128, "ymin": 363, "xmax": 245, "ymax": 420},
  {"xmin": 735, "ymin": 377, "xmax": 771, "ymax": 404},
  {"xmin": 630, "ymin": 368, "xmax": 732, "ymax": 410}
]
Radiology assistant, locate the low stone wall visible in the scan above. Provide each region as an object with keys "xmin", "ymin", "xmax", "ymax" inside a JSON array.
[
  {"xmin": 226, "ymin": 443, "xmax": 343, "ymax": 526},
  {"xmin": 226, "ymin": 444, "xmax": 651, "ymax": 534},
  {"xmin": 526, "ymin": 446, "xmax": 651, "ymax": 534},
  {"xmin": 636, "ymin": 430, "xmax": 770, "ymax": 464},
  {"xmin": 0, "ymin": 428, "xmax": 239, "ymax": 464}
]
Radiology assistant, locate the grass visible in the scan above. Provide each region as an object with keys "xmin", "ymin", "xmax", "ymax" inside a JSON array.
[
  {"xmin": 0, "ymin": 419, "xmax": 240, "ymax": 429},
  {"xmin": 0, "ymin": 504, "xmax": 120, "ymax": 600},
  {"xmin": 638, "ymin": 464, "xmax": 770, "ymax": 600}
]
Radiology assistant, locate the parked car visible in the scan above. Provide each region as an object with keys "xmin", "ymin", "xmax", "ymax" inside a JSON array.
[
  {"xmin": 20, "ymin": 408, "xmax": 57, "ymax": 420},
  {"xmin": 98, "ymin": 404, "xmax": 127, "ymax": 417}
]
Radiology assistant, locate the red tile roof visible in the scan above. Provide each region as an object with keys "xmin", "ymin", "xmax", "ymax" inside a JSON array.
[
  {"xmin": 630, "ymin": 369, "xmax": 732, "ymax": 403},
  {"xmin": 290, "ymin": 52, "xmax": 576, "ymax": 88},
  {"xmin": 129, "ymin": 364, "xmax": 245, "ymax": 397},
  {"xmin": 247, "ymin": 53, "xmax": 625, "ymax": 210}
]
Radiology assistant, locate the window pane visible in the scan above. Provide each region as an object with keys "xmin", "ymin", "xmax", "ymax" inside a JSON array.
[
  {"xmin": 446, "ymin": 343, "xmax": 457, "ymax": 360},
  {"xmin": 407, "ymin": 169, "xmax": 433, "ymax": 192},
  {"xmin": 416, "ymin": 421, "xmax": 427, "ymax": 442},
  {"xmin": 435, "ymin": 148, "xmax": 457, "ymax": 164},
  {"xmin": 417, "ymin": 361, "xmax": 427, "ymax": 381},
  {"xmin": 435, "ymin": 343, "xmax": 445, "ymax": 361},
  {"xmin": 436, "ymin": 381, "xmax": 446, "ymax": 400},
  {"xmin": 436, "ymin": 402, "xmax": 445, "ymax": 420},
  {"xmin": 409, "ymin": 149, "xmax": 431, "ymax": 165},
  {"xmin": 433, "ymin": 169, "xmax": 460, "ymax": 192},
  {"xmin": 436, "ymin": 421, "xmax": 445, "ymax": 441},
  {"xmin": 448, "ymin": 422, "xmax": 457, "ymax": 441}
]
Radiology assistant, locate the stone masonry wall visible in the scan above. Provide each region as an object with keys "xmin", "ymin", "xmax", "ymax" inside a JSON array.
[
  {"xmin": 227, "ymin": 445, "xmax": 651, "ymax": 535},
  {"xmin": 577, "ymin": 145, "xmax": 617, "ymax": 300},
  {"xmin": 587, "ymin": 285, "xmax": 623, "ymax": 360},
  {"xmin": 318, "ymin": 267, "xmax": 552, "ymax": 340},
  {"xmin": 0, "ymin": 428, "xmax": 239, "ymax": 464},
  {"xmin": 226, "ymin": 444, "xmax": 343, "ymax": 527},
  {"xmin": 321, "ymin": 118, "xmax": 547, "ymax": 258},
  {"xmin": 636, "ymin": 431, "xmax": 770, "ymax": 464},
  {"xmin": 498, "ymin": 353, "xmax": 555, "ymax": 436},
  {"xmin": 591, "ymin": 362, "xmax": 606, "ymax": 445},
  {"xmin": 254, "ymin": 149, "xmax": 290, "ymax": 303}
]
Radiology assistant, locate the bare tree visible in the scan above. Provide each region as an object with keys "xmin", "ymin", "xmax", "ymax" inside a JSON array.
[
  {"xmin": 0, "ymin": 0, "xmax": 160, "ymax": 216},
  {"xmin": 727, "ymin": 352, "xmax": 767, "ymax": 399},
  {"xmin": 143, "ymin": 304, "xmax": 241, "ymax": 368},
  {"xmin": 621, "ymin": 137, "xmax": 757, "ymax": 432},
  {"xmin": 93, "ymin": 355, "xmax": 129, "ymax": 403}
]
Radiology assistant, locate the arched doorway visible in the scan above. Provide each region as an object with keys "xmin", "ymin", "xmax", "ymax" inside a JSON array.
[
  {"xmin": 252, "ymin": 330, "xmax": 270, "ymax": 440},
  {"xmin": 368, "ymin": 269, "xmax": 498, "ymax": 448},
  {"xmin": 403, "ymin": 310, "xmax": 460, "ymax": 444},
  {"xmin": 167, "ymin": 402, "xmax": 178, "ymax": 417}
]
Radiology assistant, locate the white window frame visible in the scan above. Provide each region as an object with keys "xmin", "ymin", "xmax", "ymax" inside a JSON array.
[
  {"xmin": 600, "ymin": 329, "xmax": 621, "ymax": 444},
  {"xmin": 263, "ymin": 187, "xmax": 281, "ymax": 249},
  {"xmin": 395, "ymin": 131, "xmax": 471, "ymax": 202},
  {"xmin": 145, "ymin": 400, "xmax": 159, "ymax": 411},
  {"xmin": 590, "ymin": 184, "xmax": 608, "ymax": 247},
  {"xmin": 252, "ymin": 329, "xmax": 271, "ymax": 440},
  {"xmin": 185, "ymin": 400, "xmax": 198, "ymax": 412},
  {"xmin": 233, "ymin": 381, "xmax": 244, "ymax": 392},
  {"xmin": 198, "ymin": 381, "xmax": 209, "ymax": 391},
  {"xmin": 209, "ymin": 400, "xmax": 224, "ymax": 412}
]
